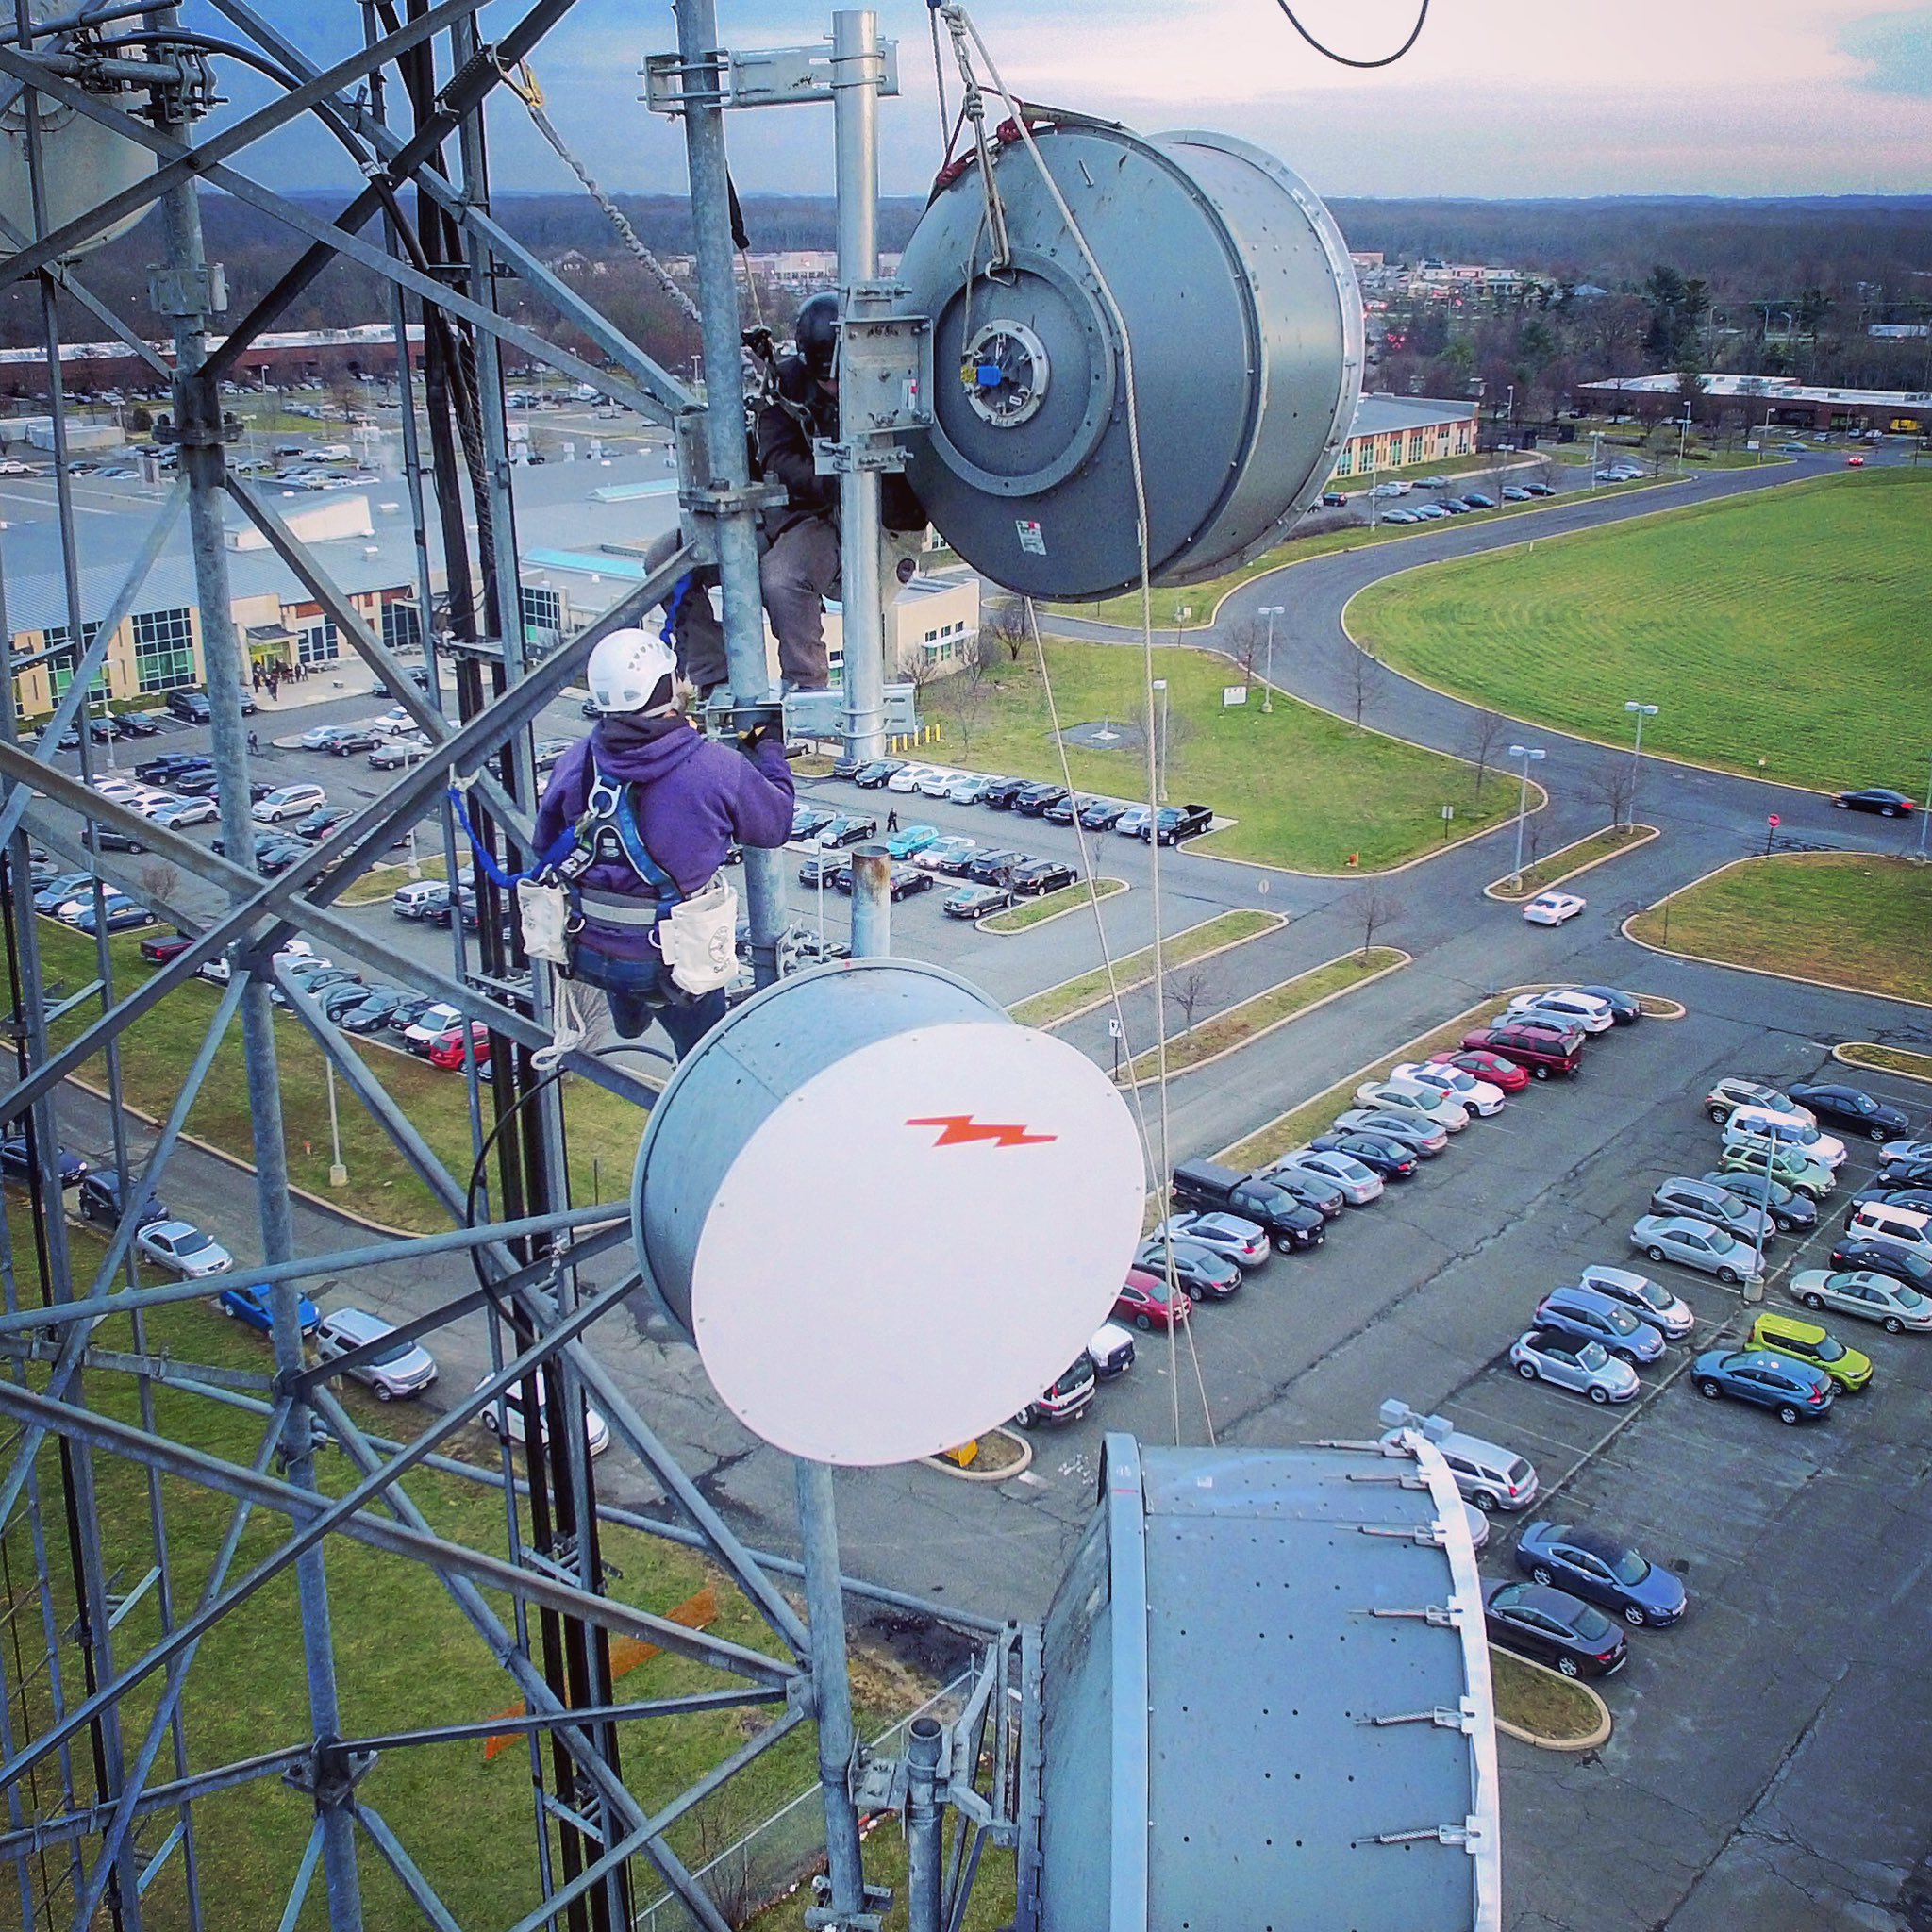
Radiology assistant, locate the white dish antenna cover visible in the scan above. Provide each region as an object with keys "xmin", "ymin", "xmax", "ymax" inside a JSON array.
[
  {"xmin": 683, "ymin": 1019, "xmax": 1143, "ymax": 1465},
  {"xmin": 0, "ymin": 8, "xmax": 155, "ymax": 263}
]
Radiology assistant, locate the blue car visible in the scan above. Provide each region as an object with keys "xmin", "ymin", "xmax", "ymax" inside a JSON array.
[
  {"xmin": 1692, "ymin": 1348, "xmax": 1833, "ymax": 1424},
  {"xmin": 218, "ymin": 1283, "xmax": 321, "ymax": 1337},
  {"xmin": 1533, "ymin": 1284, "xmax": 1666, "ymax": 1366},
  {"xmin": 33, "ymin": 872, "xmax": 93, "ymax": 915},
  {"xmin": 1514, "ymin": 1521, "xmax": 1687, "ymax": 1628},
  {"xmin": 884, "ymin": 824, "xmax": 941, "ymax": 858}
]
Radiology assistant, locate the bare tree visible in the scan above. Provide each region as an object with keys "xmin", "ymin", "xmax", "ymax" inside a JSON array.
[
  {"xmin": 1140, "ymin": 689, "xmax": 1194, "ymax": 780},
  {"xmin": 1165, "ymin": 967, "xmax": 1216, "ymax": 1036},
  {"xmin": 134, "ymin": 858, "xmax": 181, "ymax": 908},
  {"xmin": 1223, "ymin": 617, "xmax": 1264, "ymax": 685},
  {"xmin": 933, "ymin": 636, "xmax": 995, "ymax": 751},
  {"xmin": 1351, "ymin": 887, "xmax": 1401, "ymax": 962},
  {"xmin": 1586, "ymin": 750, "xmax": 1638, "ymax": 831},
  {"xmin": 1342, "ymin": 644, "xmax": 1382, "ymax": 730},
  {"xmin": 326, "ymin": 373, "xmax": 363, "ymax": 422},
  {"xmin": 1467, "ymin": 708, "xmax": 1507, "ymax": 797},
  {"xmin": 982, "ymin": 609, "xmax": 1028, "ymax": 665}
]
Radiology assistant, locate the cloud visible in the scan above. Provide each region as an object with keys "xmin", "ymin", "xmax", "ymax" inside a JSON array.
[{"xmin": 1839, "ymin": 5, "xmax": 1932, "ymax": 94}]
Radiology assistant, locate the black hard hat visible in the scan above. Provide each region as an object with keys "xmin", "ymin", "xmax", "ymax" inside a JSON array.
[{"xmin": 794, "ymin": 291, "xmax": 840, "ymax": 379}]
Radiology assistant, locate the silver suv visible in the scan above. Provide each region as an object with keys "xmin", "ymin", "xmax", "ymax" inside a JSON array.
[{"xmin": 1378, "ymin": 1401, "xmax": 1539, "ymax": 1513}]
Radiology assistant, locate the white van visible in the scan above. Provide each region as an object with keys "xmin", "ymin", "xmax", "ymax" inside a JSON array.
[
  {"xmin": 1724, "ymin": 1105, "xmax": 1846, "ymax": 1170},
  {"xmin": 391, "ymin": 880, "xmax": 448, "ymax": 920},
  {"xmin": 1845, "ymin": 1203, "xmax": 1932, "ymax": 1266},
  {"xmin": 252, "ymin": 782, "xmax": 326, "ymax": 824}
]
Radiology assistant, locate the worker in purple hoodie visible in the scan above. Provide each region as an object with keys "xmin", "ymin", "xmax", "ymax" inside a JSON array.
[{"xmin": 532, "ymin": 628, "xmax": 793, "ymax": 1058}]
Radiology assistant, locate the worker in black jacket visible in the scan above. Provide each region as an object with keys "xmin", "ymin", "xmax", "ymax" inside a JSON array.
[{"xmin": 757, "ymin": 291, "xmax": 925, "ymax": 691}]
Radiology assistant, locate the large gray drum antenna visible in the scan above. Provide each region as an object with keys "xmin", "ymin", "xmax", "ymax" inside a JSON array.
[{"xmin": 896, "ymin": 120, "xmax": 1363, "ymax": 601}]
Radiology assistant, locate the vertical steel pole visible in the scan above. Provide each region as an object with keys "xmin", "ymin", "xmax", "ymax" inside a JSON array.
[
  {"xmin": 904, "ymin": 1715, "xmax": 944, "ymax": 1932},
  {"xmin": 1918, "ymin": 750, "xmax": 1930, "ymax": 860},
  {"xmin": 149, "ymin": 45, "xmax": 363, "ymax": 1929},
  {"xmin": 849, "ymin": 843, "xmax": 891, "ymax": 960},
  {"xmin": 1511, "ymin": 758, "xmax": 1530, "ymax": 882},
  {"xmin": 833, "ymin": 8, "xmax": 887, "ymax": 765},
  {"xmin": 675, "ymin": 0, "xmax": 786, "ymax": 987}
]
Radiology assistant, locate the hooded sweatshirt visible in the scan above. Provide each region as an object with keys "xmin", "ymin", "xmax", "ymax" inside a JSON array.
[{"xmin": 533, "ymin": 712, "xmax": 795, "ymax": 960}]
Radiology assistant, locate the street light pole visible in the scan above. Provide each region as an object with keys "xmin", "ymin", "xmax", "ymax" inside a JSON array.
[
  {"xmin": 1590, "ymin": 430, "xmax": 1602, "ymax": 493},
  {"xmin": 1624, "ymin": 701, "xmax": 1658, "ymax": 830},
  {"xmin": 325, "ymin": 1057, "xmax": 347, "ymax": 1187},
  {"xmin": 1919, "ymin": 748, "xmax": 1931, "ymax": 861},
  {"xmin": 1153, "ymin": 678, "xmax": 1170, "ymax": 805},
  {"xmin": 1260, "ymin": 606, "xmax": 1283, "ymax": 714},
  {"xmin": 1507, "ymin": 743, "xmax": 1545, "ymax": 884}
]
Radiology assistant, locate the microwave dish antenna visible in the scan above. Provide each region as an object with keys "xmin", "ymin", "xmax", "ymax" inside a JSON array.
[
  {"xmin": 897, "ymin": 122, "xmax": 1362, "ymax": 601},
  {"xmin": 632, "ymin": 959, "xmax": 1145, "ymax": 1466}
]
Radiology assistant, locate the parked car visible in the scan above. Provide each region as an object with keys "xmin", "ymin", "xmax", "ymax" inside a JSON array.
[
  {"xmin": 1079, "ymin": 798, "xmax": 1129, "ymax": 830},
  {"xmin": 1133, "ymin": 1236, "xmax": 1242, "ymax": 1300},
  {"xmin": 1719, "ymin": 1138, "xmax": 1836, "ymax": 1201},
  {"xmin": 1307, "ymin": 1129, "xmax": 1417, "ymax": 1180},
  {"xmin": 1112, "ymin": 1267, "xmax": 1191, "ymax": 1331},
  {"xmin": 164, "ymin": 690, "xmax": 212, "ymax": 724},
  {"xmin": 1841, "ymin": 1201, "xmax": 1932, "ymax": 1267},
  {"xmin": 1012, "ymin": 783, "xmax": 1067, "ymax": 817},
  {"xmin": 253, "ymin": 782, "xmax": 327, "ymax": 824},
  {"xmin": 218, "ymin": 1282, "xmax": 320, "ymax": 1335},
  {"xmin": 981, "ymin": 777, "xmax": 1031, "ymax": 810},
  {"xmin": 1013, "ymin": 1357, "xmax": 1097, "ymax": 1428},
  {"xmin": 1041, "ymin": 793, "xmax": 1087, "ymax": 824},
  {"xmin": 401, "ymin": 1001, "xmax": 466, "ymax": 1053},
  {"xmin": 797, "ymin": 855, "xmax": 846, "ymax": 890},
  {"xmin": 1391, "ymin": 1059, "xmax": 1505, "ymax": 1117},
  {"xmin": 1569, "ymin": 984, "xmax": 1643, "ymax": 1025},
  {"xmin": 427, "ymin": 1023, "xmax": 491, "ymax": 1070},
  {"xmin": 883, "ymin": 824, "xmax": 941, "ymax": 858},
  {"xmin": 136, "ymin": 754, "xmax": 212, "ymax": 784},
  {"xmin": 915, "ymin": 767, "xmax": 962, "ymax": 798},
  {"xmin": 1271, "ymin": 1148, "xmax": 1382, "ymax": 1206},
  {"xmin": 339, "ymin": 989, "xmax": 412, "ymax": 1034},
  {"xmin": 1331, "ymin": 1108, "xmax": 1447, "ymax": 1156},
  {"xmin": 1698, "ymin": 1169, "xmax": 1816, "ymax": 1234},
  {"xmin": 1880, "ymin": 1139, "xmax": 1932, "ymax": 1169},
  {"xmin": 1519, "ymin": 890, "xmax": 1584, "ymax": 927},
  {"xmin": 1692, "ymin": 1348, "xmax": 1834, "ymax": 1424},
  {"xmin": 1830, "ymin": 787, "xmax": 1916, "ymax": 818},
  {"xmin": 1248, "ymin": 1159, "xmax": 1345, "ymax": 1218},
  {"xmin": 943, "ymin": 882, "xmax": 1011, "ymax": 918},
  {"xmin": 1648, "ymin": 1176, "xmax": 1773, "ymax": 1248},
  {"xmin": 1846, "ymin": 1183, "xmax": 1932, "ymax": 1224},
  {"xmin": 1785, "ymin": 1081, "xmax": 1909, "ymax": 1141},
  {"xmin": 1828, "ymin": 1237, "xmax": 1932, "ymax": 1300},
  {"xmin": 1507, "ymin": 989, "xmax": 1615, "ymax": 1035},
  {"xmin": 1534, "ymin": 1285, "xmax": 1666, "ymax": 1365},
  {"xmin": 945, "ymin": 774, "xmax": 1002, "ymax": 805},
  {"xmin": 0, "ymin": 1137, "xmax": 89, "ymax": 1187},
  {"xmin": 1170, "ymin": 1159, "xmax": 1324, "ymax": 1251},
  {"xmin": 911, "ymin": 836, "xmax": 977, "ymax": 873},
  {"xmin": 149, "ymin": 796, "xmax": 220, "ymax": 830},
  {"xmin": 1747, "ymin": 1312, "xmax": 1871, "ymax": 1394},
  {"xmin": 1459, "ymin": 1024, "xmax": 1580, "ymax": 1080},
  {"xmin": 70, "ymin": 895, "xmax": 157, "ymax": 934},
  {"xmin": 816, "ymin": 814, "xmax": 878, "ymax": 848},
  {"xmin": 1087, "ymin": 1323, "xmax": 1136, "ymax": 1379},
  {"xmin": 850, "ymin": 760, "xmax": 904, "ymax": 789},
  {"xmin": 368, "ymin": 733, "xmax": 430, "ymax": 770},
  {"xmin": 76, "ymin": 1174, "xmax": 168, "ymax": 1229},
  {"xmin": 1461, "ymin": 491, "xmax": 1496, "ymax": 508},
  {"xmin": 1114, "ymin": 806, "xmax": 1152, "ymax": 839},
  {"xmin": 1792, "ymin": 1266, "xmax": 1932, "ymax": 1333},
  {"xmin": 1522, "ymin": 481, "xmax": 1555, "ymax": 496},
  {"xmin": 1500, "ymin": 485, "xmax": 1532, "ymax": 502},
  {"xmin": 1353, "ymin": 1077, "xmax": 1468, "ymax": 1133},
  {"xmin": 965, "ymin": 849, "xmax": 1028, "ymax": 885},
  {"xmin": 886, "ymin": 863, "xmax": 933, "ymax": 900},
  {"xmin": 475, "ymin": 1375, "xmax": 611, "ymax": 1457},
  {"xmin": 1008, "ymin": 858, "xmax": 1076, "ymax": 896},
  {"xmin": 1144, "ymin": 803, "xmax": 1213, "ymax": 845},
  {"xmin": 1381, "ymin": 1423, "xmax": 1537, "ymax": 1514},
  {"xmin": 313, "ymin": 1306, "xmax": 439, "ymax": 1399},
  {"xmin": 1149, "ymin": 1211, "xmax": 1270, "ymax": 1270},
  {"xmin": 1486, "ymin": 1580, "xmax": 1629, "ymax": 1678},
  {"xmin": 791, "ymin": 808, "xmax": 835, "ymax": 843},
  {"xmin": 1569, "ymin": 1264, "xmax": 1694, "ymax": 1341},
  {"xmin": 1513, "ymin": 1523, "xmax": 1686, "ymax": 1627},
  {"xmin": 135, "ymin": 1220, "xmax": 233, "ymax": 1278},
  {"xmin": 1629, "ymin": 1214, "xmax": 1764, "ymax": 1285},
  {"xmin": 1509, "ymin": 1329, "xmax": 1639, "ymax": 1405}
]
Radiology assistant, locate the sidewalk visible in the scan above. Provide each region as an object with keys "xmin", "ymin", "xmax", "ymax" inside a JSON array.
[{"xmin": 251, "ymin": 665, "xmax": 387, "ymax": 715}]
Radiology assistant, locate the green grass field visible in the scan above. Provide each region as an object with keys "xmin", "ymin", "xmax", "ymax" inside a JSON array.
[
  {"xmin": 0, "ymin": 1229, "xmax": 986, "ymax": 1929},
  {"xmin": 930, "ymin": 642, "xmax": 1513, "ymax": 873},
  {"xmin": 1348, "ymin": 468, "xmax": 1932, "ymax": 793},
  {"xmin": 1631, "ymin": 853, "xmax": 1932, "ymax": 1006},
  {"xmin": 1009, "ymin": 909, "xmax": 1282, "ymax": 1028}
]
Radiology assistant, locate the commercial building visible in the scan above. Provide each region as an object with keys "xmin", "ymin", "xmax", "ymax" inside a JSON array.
[
  {"xmin": 1576, "ymin": 373, "xmax": 1928, "ymax": 434},
  {"xmin": 1330, "ymin": 393, "xmax": 1478, "ymax": 480},
  {"xmin": 1405, "ymin": 260, "xmax": 1536, "ymax": 301}
]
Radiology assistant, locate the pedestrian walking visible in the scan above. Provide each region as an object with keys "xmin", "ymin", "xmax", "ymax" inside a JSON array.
[
  {"xmin": 247, "ymin": 729, "xmax": 260, "ymax": 755},
  {"xmin": 885, "ymin": 808, "xmax": 899, "ymax": 835}
]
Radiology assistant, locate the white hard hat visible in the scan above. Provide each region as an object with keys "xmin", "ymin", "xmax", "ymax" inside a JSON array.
[{"xmin": 586, "ymin": 627, "xmax": 678, "ymax": 714}]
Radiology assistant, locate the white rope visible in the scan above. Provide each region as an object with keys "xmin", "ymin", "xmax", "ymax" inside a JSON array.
[
  {"xmin": 531, "ymin": 973, "xmax": 594, "ymax": 1075},
  {"xmin": 959, "ymin": 14, "xmax": 1196, "ymax": 1445}
]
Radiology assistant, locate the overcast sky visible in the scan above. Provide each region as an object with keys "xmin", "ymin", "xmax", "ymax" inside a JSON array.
[{"xmin": 229, "ymin": 0, "xmax": 1932, "ymax": 199}]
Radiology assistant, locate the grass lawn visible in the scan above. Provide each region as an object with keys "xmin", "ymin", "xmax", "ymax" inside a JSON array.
[
  {"xmin": 333, "ymin": 852, "xmax": 456, "ymax": 907},
  {"xmin": 929, "ymin": 642, "xmax": 1514, "ymax": 873},
  {"xmin": 1486, "ymin": 824, "xmax": 1655, "ymax": 899},
  {"xmin": 1008, "ymin": 909, "xmax": 1282, "ymax": 1029},
  {"xmin": 1348, "ymin": 468, "xmax": 1932, "ymax": 793},
  {"xmin": 0, "ymin": 1228, "xmax": 990, "ymax": 1929},
  {"xmin": 1123, "ymin": 947, "xmax": 1405, "ymax": 1084},
  {"xmin": 977, "ymin": 876, "xmax": 1125, "ymax": 934},
  {"xmin": 1837, "ymin": 1042, "xmax": 1932, "ymax": 1084},
  {"xmin": 1630, "ymin": 853, "xmax": 1932, "ymax": 1006},
  {"xmin": 35, "ymin": 920, "xmax": 647, "ymax": 1232},
  {"xmin": 1490, "ymin": 1649, "xmax": 1606, "ymax": 1743}
]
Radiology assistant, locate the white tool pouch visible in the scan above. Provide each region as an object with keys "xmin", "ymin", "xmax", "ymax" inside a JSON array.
[
  {"xmin": 655, "ymin": 872, "xmax": 739, "ymax": 995},
  {"xmin": 518, "ymin": 879, "xmax": 574, "ymax": 966}
]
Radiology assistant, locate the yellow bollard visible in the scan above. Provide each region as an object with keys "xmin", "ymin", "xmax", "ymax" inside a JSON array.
[{"xmin": 940, "ymin": 1441, "xmax": 979, "ymax": 1467}]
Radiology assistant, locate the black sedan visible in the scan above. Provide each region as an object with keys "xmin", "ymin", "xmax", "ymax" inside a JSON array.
[
  {"xmin": 1513, "ymin": 1523, "xmax": 1686, "ymax": 1628},
  {"xmin": 77, "ymin": 1174, "xmax": 168, "ymax": 1229},
  {"xmin": 798, "ymin": 855, "xmax": 847, "ymax": 888},
  {"xmin": 1079, "ymin": 799, "xmax": 1128, "ymax": 831},
  {"xmin": 1787, "ymin": 1082, "xmax": 1909, "ymax": 1141},
  {"xmin": 1879, "ymin": 1156, "xmax": 1932, "ymax": 1190},
  {"xmin": 828, "ymin": 756, "xmax": 865, "ymax": 779},
  {"xmin": 292, "ymin": 806, "xmax": 354, "ymax": 841},
  {"xmin": 791, "ymin": 808, "xmax": 836, "ymax": 842},
  {"xmin": 1829, "ymin": 1238, "xmax": 1932, "ymax": 1297},
  {"xmin": 1133, "ymin": 1238, "xmax": 1241, "ymax": 1300},
  {"xmin": 0, "ymin": 1138, "xmax": 90, "ymax": 1188},
  {"xmin": 1699, "ymin": 1170, "xmax": 1817, "ymax": 1233},
  {"xmin": 1307, "ymin": 1128, "xmax": 1417, "ymax": 1180},
  {"xmin": 1571, "ymin": 984, "xmax": 1643, "ymax": 1024},
  {"xmin": 850, "ymin": 760, "xmax": 904, "ymax": 790},
  {"xmin": 1484, "ymin": 1581, "xmax": 1627, "ymax": 1678},
  {"xmin": 340, "ymin": 989, "xmax": 413, "ymax": 1034},
  {"xmin": 965, "ymin": 848, "xmax": 1028, "ymax": 885},
  {"xmin": 815, "ymin": 815, "xmax": 878, "ymax": 848},
  {"xmin": 1831, "ymin": 787, "xmax": 1916, "ymax": 818},
  {"xmin": 1846, "ymin": 1184, "xmax": 1932, "ymax": 1224},
  {"xmin": 886, "ymin": 863, "xmax": 933, "ymax": 900},
  {"xmin": 1008, "ymin": 859, "xmax": 1076, "ymax": 896}
]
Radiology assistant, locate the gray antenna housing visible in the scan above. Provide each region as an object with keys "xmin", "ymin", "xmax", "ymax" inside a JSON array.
[{"xmin": 896, "ymin": 123, "xmax": 1363, "ymax": 599}]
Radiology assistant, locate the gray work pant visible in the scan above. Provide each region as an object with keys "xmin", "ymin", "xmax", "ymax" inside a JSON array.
[
  {"xmin": 641, "ymin": 526, "xmax": 728, "ymax": 693},
  {"xmin": 760, "ymin": 516, "xmax": 926, "ymax": 692}
]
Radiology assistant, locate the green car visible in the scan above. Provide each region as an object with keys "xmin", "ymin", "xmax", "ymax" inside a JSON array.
[
  {"xmin": 1720, "ymin": 1138, "xmax": 1835, "ymax": 1201},
  {"xmin": 1748, "ymin": 1312, "xmax": 1872, "ymax": 1393}
]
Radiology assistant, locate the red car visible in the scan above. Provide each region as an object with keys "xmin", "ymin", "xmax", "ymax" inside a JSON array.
[
  {"xmin": 1430, "ymin": 1047, "xmax": 1531, "ymax": 1095},
  {"xmin": 1112, "ymin": 1267, "xmax": 1191, "ymax": 1331},
  {"xmin": 426, "ymin": 1024, "xmax": 491, "ymax": 1070},
  {"xmin": 139, "ymin": 931, "xmax": 194, "ymax": 967},
  {"xmin": 1460, "ymin": 1024, "xmax": 1581, "ymax": 1081},
  {"xmin": 1845, "ymin": 454, "xmax": 1865, "ymax": 467}
]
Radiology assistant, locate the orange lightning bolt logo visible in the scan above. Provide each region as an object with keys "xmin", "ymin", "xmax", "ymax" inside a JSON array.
[{"xmin": 907, "ymin": 1115, "xmax": 1057, "ymax": 1149}]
